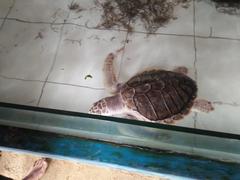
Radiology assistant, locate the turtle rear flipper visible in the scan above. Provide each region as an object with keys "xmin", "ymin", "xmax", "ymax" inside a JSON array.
[
  {"xmin": 173, "ymin": 66, "xmax": 188, "ymax": 75},
  {"xmin": 192, "ymin": 99, "xmax": 214, "ymax": 113}
]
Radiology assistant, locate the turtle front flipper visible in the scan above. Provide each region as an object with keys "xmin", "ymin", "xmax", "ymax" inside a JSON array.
[{"xmin": 103, "ymin": 47, "xmax": 124, "ymax": 93}]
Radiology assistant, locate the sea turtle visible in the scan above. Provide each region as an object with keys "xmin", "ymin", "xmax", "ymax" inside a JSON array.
[{"xmin": 89, "ymin": 48, "xmax": 214, "ymax": 124}]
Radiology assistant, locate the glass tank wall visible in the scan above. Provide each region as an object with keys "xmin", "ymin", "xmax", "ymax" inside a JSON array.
[
  {"xmin": 0, "ymin": 102, "xmax": 240, "ymax": 165},
  {"xmin": 0, "ymin": 1, "xmax": 240, "ymax": 134}
]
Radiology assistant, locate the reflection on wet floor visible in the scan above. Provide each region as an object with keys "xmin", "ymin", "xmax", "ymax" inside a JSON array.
[{"xmin": 210, "ymin": 0, "xmax": 240, "ymax": 15}]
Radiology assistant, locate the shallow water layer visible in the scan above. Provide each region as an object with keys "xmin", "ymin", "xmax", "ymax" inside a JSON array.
[{"xmin": 0, "ymin": 0, "xmax": 240, "ymax": 135}]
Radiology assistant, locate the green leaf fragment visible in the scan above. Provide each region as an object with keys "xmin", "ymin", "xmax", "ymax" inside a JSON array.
[{"xmin": 84, "ymin": 74, "xmax": 93, "ymax": 80}]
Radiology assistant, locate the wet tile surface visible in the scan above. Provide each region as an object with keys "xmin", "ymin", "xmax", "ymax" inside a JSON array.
[
  {"xmin": 8, "ymin": 0, "xmax": 71, "ymax": 23},
  {"xmin": 120, "ymin": 33, "xmax": 195, "ymax": 81},
  {"xmin": 38, "ymin": 82, "xmax": 105, "ymax": 113},
  {"xmin": 48, "ymin": 25, "xmax": 127, "ymax": 88},
  {"xmin": 0, "ymin": 77, "xmax": 43, "ymax": 106},
  {"xmin": 176, "ymin": 113, "xmax": 195, "ymax": 128},
  {"xmin": 196, "ymin": 38, "xmax": 240, "ymax": 103},
  {"xmin": 0, "ymin": 21, "xmax": 60, "ymax": 80},
  {"xmin": 0, "ymin": 0, "xmax": 13, "ymax": 18},
  {"xmin": 197, "ymin": 105, "xmax": 240, "ymax": 134},
  {"xmin": 0, "ymin": 0, "xmax": 240, "ymax": 134},
  {"xmin": 195, "ymin": 0, "xmax": 240, "ymax": 39},
  {"xmin": 195, "ymin": 38, "xmax": 240, "ymax": 133}
]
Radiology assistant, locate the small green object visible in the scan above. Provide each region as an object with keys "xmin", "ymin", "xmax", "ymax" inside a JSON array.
[{"xmin": 84, "ymin": 74, "xmax": 93, "ymax": 80}]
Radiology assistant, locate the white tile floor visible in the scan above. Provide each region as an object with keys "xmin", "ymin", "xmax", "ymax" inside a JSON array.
[
  {"xmin": 38, "ymin": 82, "xmax": 106, "ymax": 113},
  {"xmin": 195, "ymin": 0, "xmax": 240, "ymax": 39},
  {"xmin": 0, "ymin": 77, "xmax": 43, "ymax": 106},
  {"xmin": 8, "ymin": 0, "xmax": 71, "ymax": 23},
  {"xmin": 0, "ymin": 21, "xmax": 60, "ymax": 80},
  {"xmin": 0, "ymin": 0, "xmax": 240, "ymax": 134},
  {"xmin": 120, "ymin": 34, "xmax": 195, "ymax": 81},
  {"xmin": 197, "ymin": 38, "xmax": 240, "ymax": 103},
  {"xmin": 0, "ymin": 0, "xmax": 12, "ymax": 18},
  {"xmin": 48, "ymin": 25, "xmax": 127, "ymax": 88}
]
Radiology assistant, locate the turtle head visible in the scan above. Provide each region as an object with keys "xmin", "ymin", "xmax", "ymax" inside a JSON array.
[
  {"xmin": 89, "ymin": 95, "xmax": 124, "ymax": 116},
  {"xmin": 89, "ymin": 98, "xmax": 109, "ymax": 115}
]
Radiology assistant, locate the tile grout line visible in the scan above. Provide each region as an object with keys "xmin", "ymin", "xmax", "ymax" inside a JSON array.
[
  {"xmin": 47, "ymin": 81, "xmax": 105, "ymax": 90},
  {"xmin": 193, "ymin": 0, "xmax": 198, "ymax": 83},
  {"xmin": 192, "ymin": 0, "xmax": 198, "ymax": 154},
  {"xmin": 36, "ymin": 26, "xmax": 64, "ymax": 106},
  {"xmin": 193, "ymin": 0, "xmax": 198, "ymax": 130},
  {"xmin": 212, "ymin": 101, "xmax": 240, "ymax": 107},
  {"xmin": 0, "ymin": 74, "xmax": 43, "ymax": 83},
  {"xmin": 0, "ymin": 0, "xmax": 15, "ymax": 31},
  {"xmin": 0, "ymin": 74, "xmax": 105, "ymax": 90},
  {"xmin": 36, "ymin": 13, "xmax": 71, "ymax": 106},
  {"xmin": 195, "ymin": 35, "xmax": 240, "ymax": 41},
  {"xmin": 1, "ymin": 17, "xmax": 240, "ymax": 42}
]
